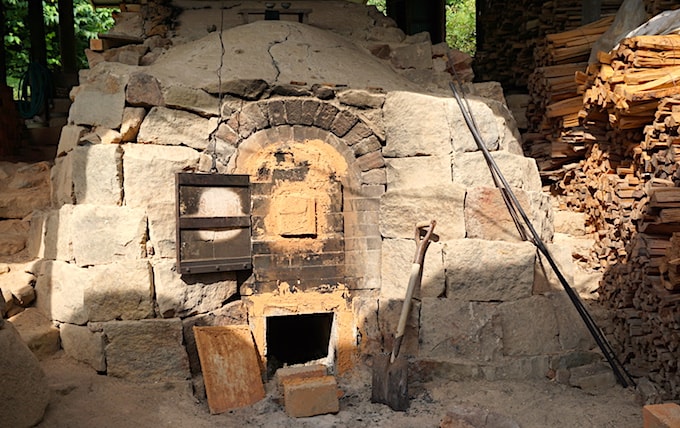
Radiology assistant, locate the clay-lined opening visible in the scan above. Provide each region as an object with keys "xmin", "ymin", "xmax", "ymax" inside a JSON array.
[{"xmin": 266, "ymin": 312, "xmax": 334, "ymax": 375}]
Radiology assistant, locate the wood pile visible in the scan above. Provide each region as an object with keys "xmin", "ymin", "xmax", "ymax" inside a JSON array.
[
  {"xmin": 524, "ymin": 18, "xmax": 613, "ymax": 177},
  {"xmin": 475, "ymin": 0, "xmax": 624, "ymax": 91},
  {"xmin": 574, "ymin": 60, "xmax": 680, "ymax": 398}
]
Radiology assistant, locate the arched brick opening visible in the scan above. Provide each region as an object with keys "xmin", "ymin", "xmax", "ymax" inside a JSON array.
[{"xmin": 224, "ymin": 98, "xmax": 386, "ymax": 374}]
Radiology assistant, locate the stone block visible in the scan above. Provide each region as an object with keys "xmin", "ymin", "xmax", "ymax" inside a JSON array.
[
  {"xmin": 419, "ymin": 298, "xmax": 502, "ymax": 361},
  {"xmin": 72, "ymin": 144, "xmax": 123, "ymax": 205},
  {"xmin": 122, "ymin": 143, "xmax": 201, "ymax": 208},
  {"xmin": 390, "ymin": 41, "xmax": 433, "ymax": 70},
  {"xmin": 8, "ymin": 307, "xmax": 60, "ymax": 359},
  {"xmin": 35, "ymin": 260, "xmax": 89, "ymax": 325},
  {"xmin": 69, "ymin": 62, "xmax": 129, "ymax": 128},
  {"xmin": 120, "ymin": 107, "xmax": 146, "ymax": 142},
  {"xmin": 568, "ymin": 362, "xmax": 617, "ymax": 392},
  {"xmin": 644, "ymin": 403, "xmax": 680, "ymax": 428},
  {"xmin": 102, "ymin": 318, "xmax": 191, "ymax": 382},
  {"xmin": 94, "ymin": 127, "xmax": 122, "ymax": 145},
  {"xmin": 465, "ymin": 187, "xmax": 553, "ymax": 243},
  {"xmin": 377, "ymin": 298, "xmax": 420, "ymax": 357},
  {"xmin": 481, "ymin": 355, "xmax": 551, "ymax": 381},
  {"xmin": 337, "ymin": 89, "xmax": 385, "ymax": 109},
  {"xmin": 361, "ymin": 168, "xmax": 387, "ymax": 185},
  {"xmin": 380, "ymin": 184, "xmax": 466, "ymax": 241},
  {"xmin": 352, "ymin": 136, "xmax": 381, "ymax": 157},
  {"xmin": 60, "ymin": 323, "xmax": 106, "ymax": 372},
  {"xmin": 145, "ymin": 201, "xmax": 176, "ymax": 258},
  {"xmin": 30, "ymin": 206, "xmax": 74, "ymax": 262},
  {"xmin": 50, "ymin": 156, "xmax": 75, "ymax": 207},
  {"xmin": 498, "ymin": 295, "xmax": 561, "ymax": 356},
  {"xmin": 56, "ymin": 125, "xmax": 88, "ymax": 156},
  {"xmin": 383, "ymin": 91, "xmax": 452, "ymax": 158},
  {"xmin": 125, "ymin": 72, "xmax": 164, "ymax": 107},
  {"xmin": 380, "ymin": 238, "xmax": 444, "ymax": 299},
  {"xmin": 0, "ymin": 266, "xmax": 35, "ymax": 307},
  {"xmin": 137, "ymin": 106, "xmax": 218, "ymax": 151},
  {"xmin": 85, "ymin": 260, "xmax": 155, "ymax": 322},
  {"xmin": 355, "ymin": 151, "xmax": 385, "ymax": 171},
  {"xmin": 385, "ymin": 156, "xmax": 452, "ymax": 190},
  {"xmin": 534, "ymin": 243, "xmax": 575, "ymax": 295},
  {"xmin": 276, "ymin": 364, "xmax": 327, "ymax": 390},
  {"xmin": 70, "ymin": 204, "xmax": 147, "ymax": 267},
  {"xmin": 153, "ymin": 260, "xmax": 239, "ymax": 318},
  {"xmin": 0, "ymin": 322, "xmax": 49, "ymax": 428},
  {"xmin": 283, "ymin": 375, "xmax": 339, "ymax": 418},
  {"xmin": 444, "ymin": 239, "xmax": 535, "ymax": 302},
  {"xmin": 163, "ymin": 85, "xmax": 219, "ymax": 117},
  {"xmin": 452, "ymin": 151, "xmax": 542, "ymax": 193}
]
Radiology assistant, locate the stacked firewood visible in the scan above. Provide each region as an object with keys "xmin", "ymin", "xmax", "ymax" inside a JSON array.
[
  {"xmin": 577, "ymin": 54, "xmax": 680, "ymax": 397},
  {"xmin": 525, "ymin": 17, "xmax": 613, "ymax": 177}
]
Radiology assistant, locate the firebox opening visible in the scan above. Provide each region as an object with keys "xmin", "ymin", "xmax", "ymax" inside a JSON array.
[{"xmin": 266, "ymin": 312, "xmax": 334, "ymax": 375}]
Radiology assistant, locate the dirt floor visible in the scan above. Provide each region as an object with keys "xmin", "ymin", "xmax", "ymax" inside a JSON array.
[{"xmin": 35, "ymin": 351, "xmax": 643, "ymax": 428}]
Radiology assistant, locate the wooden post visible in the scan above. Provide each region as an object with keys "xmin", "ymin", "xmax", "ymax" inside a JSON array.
[
  {"xmin": 27, "ymin": 0, "xmax": 48, "ymax": 67},
  {"xmin": 58, "ymin": 0, "xmax": 77, "ymax": 74}
]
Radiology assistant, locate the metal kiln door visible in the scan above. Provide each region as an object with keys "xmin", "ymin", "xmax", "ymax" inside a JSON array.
[{"xmin": 175, "ymin": 172, "xmax": 252, "ymax": 274}]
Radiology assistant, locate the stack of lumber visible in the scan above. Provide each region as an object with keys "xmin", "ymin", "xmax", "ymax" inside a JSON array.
[
  {"xmin": 524, "ymin": 18, "xmax": 613, "ymax": 177},
  {"xmin": 573, "ymin": 40, "xmax": 680, "ymax": 398},
  {"xmin": 534, "ymin": 16, "xmax": 614, "ymax": 67}
]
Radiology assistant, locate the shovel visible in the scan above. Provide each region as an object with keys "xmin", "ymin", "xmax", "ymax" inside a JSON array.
[{"xmin": 371, "ymin": 220, "xmax": 438, "ymax": 411}]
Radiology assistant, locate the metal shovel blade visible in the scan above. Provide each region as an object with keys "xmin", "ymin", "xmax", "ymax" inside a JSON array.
[{"xmin": 370, "ymin": 352, "xmax": 409, "ymax": 411}]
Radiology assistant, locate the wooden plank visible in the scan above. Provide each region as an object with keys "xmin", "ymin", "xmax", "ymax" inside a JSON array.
[{"xmin": 194, "ymin": 326, "xmax": 265, "ymax": 414}]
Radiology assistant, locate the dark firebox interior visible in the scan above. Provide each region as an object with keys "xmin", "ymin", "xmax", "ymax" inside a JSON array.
[{"xmin": 266, "ymin": 312, "xmax": 334, "ymax": 375}]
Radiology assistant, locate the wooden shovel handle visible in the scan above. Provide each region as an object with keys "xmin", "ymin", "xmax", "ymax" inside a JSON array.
[{"xmin": 391, "ymin": 220, "xmax": 437, "ymax": 363}]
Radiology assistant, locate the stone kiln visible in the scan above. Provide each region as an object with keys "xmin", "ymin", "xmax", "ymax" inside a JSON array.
[{"xmin": 18, "ymin": 1, "xmax": 611, "ymax": 395}]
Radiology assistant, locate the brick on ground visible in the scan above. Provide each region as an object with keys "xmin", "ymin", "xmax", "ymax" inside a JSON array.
[
  {"xmin": 283, "ymin": 375, "xmax": 339, "ymax": 418},
  {"xmin": 643, "ymin": 403, "xmax": 680, "ymax": 428}
]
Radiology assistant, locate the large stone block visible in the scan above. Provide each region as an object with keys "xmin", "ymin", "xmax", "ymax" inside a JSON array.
[
  {"xmin": 34, "ymin": 260, "xmax": 89, "ymax": 325},
  {"xmin": 9, "ymin": 308, "xmax": 60, "ymax": 359},
  {"xmin": 419, "ymin": 298, "xmax": 502, "ymax": 361},
  {"xmin": 137, "ymin": 106, "xmax": 218, "ymax": 150},
  {"xmin": 390, "ymin": 41, "xmax": 432, "ymax": 70},
  {"xmin": 447, "ymin": 97, "xmax": 501, "ymax": 154},
  {"xmin": 498, "ymin": 295, "xmax": 561, "ymax": 356},
  {"xmin": 60, "ymin": 323, "xmax": 106, "ymax": 372},
  {"xmin": 102, "ymin": 318, "xmax": 191, "ymax": 382},
  {"xmin": 153, "ymin": 260, "xmax": 239, "ymax": 318},
  {"xmin": 380, "ymin": 184, "xmax": 466, "ymax": 241},
  {"xmin": 465, "ymin": 187, "xmax": 553, "ymax": 243},
  {"xmin": 68, "ymin": 62, "xmax": 129, "ymax": 128},
  {"xmin": 0, "ymin": 322, "xmax": 49, "ymax": 428},
  {"xmin": 122, "ymin": 143, "xmax": 201, "ymax": 208},
  {"xmin": 29, "ymin": 206, "xmax": 74, "ymax": 262},
  {"xmin": 70, "ymin": 204, "xmax": 147, "ymax": 267},
  {"xmin": 452, "ymin": 151, "xmax": 542, "ymax": 193},
  {"xmin": 383, "ymin": 91, "xmax": 452, "ymax": 158},
  {"xmin": 145, "ymin": 201, "xmax": 176, "ymax": 258},
  {"xmin": 85, "ymin": 260, "xmax": 155, "ymax": 322},
  {"xmin": 56, "ymin": 125, "xmax": 88, "ymax": 157},
  {"xmin": 533, "ymin": 242, "xmax": 575, "ymax": 295},
  {"xmin": 549, "ymin": 292, "xmax": 596, "ymax": 351},
  {"xmin": 163, "ymin": 85, "xmax": 220, "ymax": 117},
  {"xmin": 380, "ymin": 238, "xmax": 445, "ymax": 299},
  {"xmin": 444, "ymin": 239, "xmax": 535, "ymax": 302},
  {"xmin": 50, "ymin": 156, "xmax": 75, "ymax": 207},
  {"xmin": 72, "ymin": 145, "xmax": 123, "ymax": 205},
  {"xmin": 385, "ymin": 156, "xmax": 452, "ymax": 190}
]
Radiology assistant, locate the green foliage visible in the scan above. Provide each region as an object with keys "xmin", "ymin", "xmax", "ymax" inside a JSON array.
[
  {"xmin": 446, "ymin": 0, "xmax": 476, "ymax": 55},
  {"xmin": 365, "ymin": 0, "xmax": 475, "ymax": 55},
  {"xmin": 2, "ymin": 0, "xmax": 115, "ymax": 90}
]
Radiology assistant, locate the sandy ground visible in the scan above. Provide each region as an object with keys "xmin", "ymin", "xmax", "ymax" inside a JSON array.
[{"xmin": 35, "ymin": 351, "xmax": 643, "ymax": 428}]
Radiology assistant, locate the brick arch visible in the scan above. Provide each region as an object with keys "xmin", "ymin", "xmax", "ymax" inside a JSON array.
[
  {"xmin": 223, "ymin": 98, "xmax": 385, "ymax": 187},
  {"xmin": 229, "ymin": 122, "xmax": 381, "ymax": 290}
]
